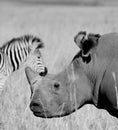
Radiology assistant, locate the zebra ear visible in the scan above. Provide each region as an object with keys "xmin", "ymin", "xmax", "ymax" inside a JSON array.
[{"xmin": 25, "ymin": 67, "xmax": 39, "ymax": 94}]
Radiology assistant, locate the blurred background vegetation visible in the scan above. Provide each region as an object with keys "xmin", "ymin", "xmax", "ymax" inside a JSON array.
[{"xmin": 1, "ymin": 0, "xmax": 118, "ymax": 6}]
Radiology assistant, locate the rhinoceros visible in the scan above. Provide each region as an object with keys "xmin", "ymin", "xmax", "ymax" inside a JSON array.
[{"xmin": 25, "ymin": 31, "xmax": 118, "ymax": 118}]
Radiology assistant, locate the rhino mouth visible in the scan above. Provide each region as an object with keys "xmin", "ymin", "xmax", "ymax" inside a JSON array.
[
  {"xmin": 33, "ymin": 112, "xmax": 46, "ymax": 117},
  {"xmin": 33, "ymin": 109, "xmax": 74, "ymax": 118},
  {"xmin": 33, "ymin": 110, "xmax": 52, "ymax": 118}
]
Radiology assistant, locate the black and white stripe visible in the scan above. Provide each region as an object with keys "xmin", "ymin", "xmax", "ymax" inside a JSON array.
[{"xmin": 0, "ymin": 35, "xmax": 48, "ymax": 89}]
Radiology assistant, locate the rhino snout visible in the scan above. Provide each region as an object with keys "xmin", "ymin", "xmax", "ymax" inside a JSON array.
[
  {"xmin": 30, "ymin": 99, "xmax": 47, "ymax": 117},
  {"xmin": 30, "ymin": 100, "xmax": 43, "ymax": 112}
]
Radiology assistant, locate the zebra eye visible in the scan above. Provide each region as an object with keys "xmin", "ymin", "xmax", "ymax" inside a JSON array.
[
  {"xmin": 36, "ymin": 39, "xmax": 41, "ymax": 43},
  {"xmin": 32, "ymin": 38, "xmax": 41, "ymax": 43}
]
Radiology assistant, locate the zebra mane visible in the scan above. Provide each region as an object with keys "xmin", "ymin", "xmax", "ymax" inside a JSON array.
[
  {"xmin": 1, "ymin": 34, "xmax": 44, "ymax": 50},
  {"xmin": 23, "ymin": 34, "xmax": 44, "ymax": 48}
]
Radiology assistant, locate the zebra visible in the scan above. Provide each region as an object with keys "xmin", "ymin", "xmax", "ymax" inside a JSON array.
[
  {"xmin": 26, "ymin": 48, "xmax": 48, "ymax": 76},
  {"xmin": 0, "ymin": 34, "xmax": 48, "ymax": 90}
]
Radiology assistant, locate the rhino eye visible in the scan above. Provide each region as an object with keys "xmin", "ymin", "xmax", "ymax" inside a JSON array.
[{"xmin": 54, "ymin": 82, "xmax": 60, "ymax": 90}]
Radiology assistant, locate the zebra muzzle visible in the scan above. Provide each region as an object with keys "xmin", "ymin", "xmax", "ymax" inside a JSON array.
[{"xmin": 39, "ymin": 67, "xmax": 48, "ymax": 77}]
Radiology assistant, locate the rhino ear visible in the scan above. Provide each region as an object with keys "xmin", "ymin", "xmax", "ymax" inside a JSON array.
[
  {"xmin": 79, "ymin": 33, "xmax": 101, "ymax": 64},
  {"xmin": 74, "ymin": 31, "xmax": 87, "ymax": 49},
  {"xmin": 74, "ymin": 31, "xmax": 101, "ymax": 63},
  {"xmin": 80, "ymin": 33, "xmax": 101, "ymax": 55},
  {"xmin": 87, "ymin": 33, "xmax": 101, "ymax": 46}
]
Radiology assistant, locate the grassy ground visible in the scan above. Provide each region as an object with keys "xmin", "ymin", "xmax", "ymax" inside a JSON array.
[{"xmin": 0, "ymin": 2, "xmax": 118, "ymax": 130}]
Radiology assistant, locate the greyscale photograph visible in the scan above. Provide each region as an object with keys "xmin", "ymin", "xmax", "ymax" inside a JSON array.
[{"xmin": 0, "ymin": 0, "xmax": 118, "ymax": 130}]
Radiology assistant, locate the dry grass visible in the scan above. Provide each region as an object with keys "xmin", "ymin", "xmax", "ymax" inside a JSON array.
[{"xmin": 0, "ymin": 2, "xmax": 118, "ymax": 130}]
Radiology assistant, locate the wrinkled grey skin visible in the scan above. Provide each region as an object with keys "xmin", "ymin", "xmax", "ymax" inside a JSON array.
[{"xmin": 25, "ymin": 32, "xmax": 118, "ymax": 118}]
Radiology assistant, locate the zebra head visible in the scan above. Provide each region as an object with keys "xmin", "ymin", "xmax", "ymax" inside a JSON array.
[
  {"xmin": 27, "ymin": 50, "xmax": 48, "ymax": 77},
  {"xmin": 24, "ymin": 35, "xmax": 44, "ymax": 54},
  {"xmin": 26, "ymin": 35, "xmax": 48, "ymax": 76}
]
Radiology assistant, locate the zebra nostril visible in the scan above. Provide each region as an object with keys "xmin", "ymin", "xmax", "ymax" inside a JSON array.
[{"xmin": 39, "ymin": 67, "xmax": 48, "ymax": 76}]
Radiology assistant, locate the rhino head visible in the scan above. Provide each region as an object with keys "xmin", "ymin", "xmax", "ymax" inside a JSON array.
[{"xmin": 25, "ymin": 31, "xmax": 118, "ymax": 118}]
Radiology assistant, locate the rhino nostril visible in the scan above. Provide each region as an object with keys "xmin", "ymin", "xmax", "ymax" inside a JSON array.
[
  {"xmin": 32, "ymin": 103, "xmax": 40, "ymax": 107},
  {"xmin": 39, "ymin": 67, "xmax": 48, "ymax": 77},
  {"xmin": 30, "ymin": 101, "xmax": 43, "ymax": 112}
]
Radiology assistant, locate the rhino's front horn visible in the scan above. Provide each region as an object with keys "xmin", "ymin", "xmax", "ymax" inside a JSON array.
[{"xmin": 25, "ymin": 67, "xmax": 39, "ymax": 85}]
